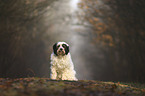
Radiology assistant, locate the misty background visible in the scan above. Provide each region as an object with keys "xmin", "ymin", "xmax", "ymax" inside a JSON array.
[{"xmin": 0, "ymin": 0, "xmax": 145, "ymax": 83}]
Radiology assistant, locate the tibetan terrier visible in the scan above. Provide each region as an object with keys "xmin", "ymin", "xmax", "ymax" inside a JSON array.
[{"xmin": 50, "ymin": 42, "xmax": 77, "ymax": 81}]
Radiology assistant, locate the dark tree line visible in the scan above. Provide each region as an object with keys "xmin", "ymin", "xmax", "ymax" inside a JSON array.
[
  {"xmin": 0, "ymin": 0, "xmax": 56, "ymax": 78},
  {"xmin": 79, "ymin": 0, "xmax": 145, "ymax": 83},
  {"xmin": 107, "ymin": 0, "xmax": 145, "ymax": 82}
]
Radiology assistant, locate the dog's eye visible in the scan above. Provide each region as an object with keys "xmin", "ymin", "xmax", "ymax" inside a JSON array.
[{"xmin": 62, "ymin": 44, "xmax": 66, "ymax": 48}]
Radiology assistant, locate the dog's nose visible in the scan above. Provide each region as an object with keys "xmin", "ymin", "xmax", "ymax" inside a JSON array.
[{"xmin": 60, "ymin": 48, "xmax": 63, "ymax": 51}]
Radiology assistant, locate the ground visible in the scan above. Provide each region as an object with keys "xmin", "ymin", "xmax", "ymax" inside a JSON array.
[{"xmin": 0, "ymin": 78, "xmax": 144, "ymax": 96}]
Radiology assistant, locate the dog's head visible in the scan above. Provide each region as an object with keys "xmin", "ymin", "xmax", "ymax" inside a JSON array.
[{"xmin": 53, "ymin": 42, "xmax": 69, "ymax": 56}]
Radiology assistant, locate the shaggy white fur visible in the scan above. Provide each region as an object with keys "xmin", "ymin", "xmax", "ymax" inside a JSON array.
[{"xmin": 50, "ymin": 42, "xmax": 77, "ymax": 81}]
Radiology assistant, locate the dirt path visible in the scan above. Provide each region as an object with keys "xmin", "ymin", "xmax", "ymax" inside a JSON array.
[{"xmin": 0, "ymin": 78, "xmax": 144, "ymax": 96}]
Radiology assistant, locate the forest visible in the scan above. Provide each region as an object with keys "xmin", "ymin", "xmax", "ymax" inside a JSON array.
[{"xmin": 0, "ymin": 0, "xmax": 145, "ymax": 95}]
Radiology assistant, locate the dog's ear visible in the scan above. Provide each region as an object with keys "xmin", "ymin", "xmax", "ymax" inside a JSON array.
[
  {"xmin": 53, "ymin": 42, "xmax": 58, "ymax": 56},
  {"xmin": 65, "ymin": 45, "xmax": 69, "ymax": 55}
]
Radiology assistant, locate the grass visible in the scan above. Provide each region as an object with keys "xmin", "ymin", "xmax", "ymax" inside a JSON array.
[{"xmin": 0, "ymin": 77, "xmax": 144, "ymax": 96}]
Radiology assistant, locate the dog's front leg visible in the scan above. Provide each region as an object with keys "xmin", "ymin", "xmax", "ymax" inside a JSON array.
[{"xmin": 50, "ymin": 66, "xmax": 57, "ymax": 80}]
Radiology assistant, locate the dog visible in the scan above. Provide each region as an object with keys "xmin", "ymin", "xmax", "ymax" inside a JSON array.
[{"xmin": 50, "ymin": 42, "xmax": 77, "ymax": 81}]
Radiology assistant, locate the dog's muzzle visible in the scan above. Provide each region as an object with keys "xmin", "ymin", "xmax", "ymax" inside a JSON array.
[{"xmin": 57, "ymin": 48, "xmax": 65, "ymax": 55}]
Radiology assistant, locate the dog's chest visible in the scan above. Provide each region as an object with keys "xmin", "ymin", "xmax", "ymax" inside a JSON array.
[{"xmin": 52, "ymin": 56, "xmax": 70, "ymax": 70}]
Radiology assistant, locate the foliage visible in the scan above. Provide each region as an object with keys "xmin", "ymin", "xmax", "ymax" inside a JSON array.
[{"xmin": 78, "ymin": 0, "xmax": 114, "ymax": 46}]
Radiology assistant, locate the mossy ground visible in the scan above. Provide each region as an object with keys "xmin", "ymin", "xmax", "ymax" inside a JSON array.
[{"xmin": 0, "ymin": 78, "xmax": 144, "ymax": 96}]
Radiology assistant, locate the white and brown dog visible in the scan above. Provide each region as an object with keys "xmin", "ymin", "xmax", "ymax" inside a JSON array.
[{"xmin": 50, "ymin": 42, "xmax": 77, "ymax": 81}]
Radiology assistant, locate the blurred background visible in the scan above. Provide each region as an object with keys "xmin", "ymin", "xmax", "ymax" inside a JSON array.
[{"xmin": 0, "ymin": 0, "xmax": 145, "ymax": 83}]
